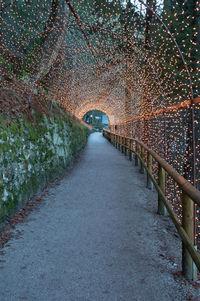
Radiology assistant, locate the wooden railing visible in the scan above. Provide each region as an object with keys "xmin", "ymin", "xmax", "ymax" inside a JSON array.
[{"xmin": 103, "ymin": 129, "xmax": 200, "ymax": 281}]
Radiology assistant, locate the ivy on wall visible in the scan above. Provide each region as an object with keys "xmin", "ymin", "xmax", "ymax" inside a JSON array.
[{"xmin": 0, "ymin": 110, "xmax": 89, "ymax": 220}]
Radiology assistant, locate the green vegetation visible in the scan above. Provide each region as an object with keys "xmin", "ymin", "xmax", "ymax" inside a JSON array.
[
  {"xmin": 0, "ymin": 109, "xmax": 89, "ymax": 221},
  {"xmin": 83, "ymin": 110, "xmax": 110, "ymax": 132},
  {"xmin": 0, "ymin": 0, "xmax": 199, "ymax": 218}
]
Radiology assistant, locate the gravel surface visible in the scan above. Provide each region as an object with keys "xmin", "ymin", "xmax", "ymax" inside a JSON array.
[{"xmin": 0, "ymin": 132, "xmax": 199, "ymax": 301}]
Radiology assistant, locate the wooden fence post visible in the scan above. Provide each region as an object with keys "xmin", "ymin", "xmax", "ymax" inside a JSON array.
[
  {"xmin": 135, "ymin": 141, "xmax": 139, "ymax": 166},
  {"xmin": 140, "ymin": 146, "xmax": 145, "ymax": 174},
  {"xmin": 147, "ymin": 152, "xmax": 153, "ymax": 189},
  {"xmin": 124, "ymin": 138, "xmax": 127, "ymax": 156},
  {"xmin": 129, "ymin": 139, "xmax": 132, "ymax": 161},
  {"xmin": 121, "ymin": 137, "xmax": 124, "ymax": 153},
  {"xmin": 157, "ymin": 164, "xmax": 167, "ymax": 216},
  {"xmin": 182, "ymin": 192, "xmax": 197, "ymax": 280}
]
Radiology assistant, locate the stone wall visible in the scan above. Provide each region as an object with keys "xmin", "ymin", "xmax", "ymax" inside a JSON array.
[{"xmin": 0, "ymin": 110, "xmax": 89, "ymax": 220}]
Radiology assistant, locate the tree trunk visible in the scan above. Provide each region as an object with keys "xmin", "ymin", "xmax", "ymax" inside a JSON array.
[{"xmin": 30, "ymin": 2, "xmax": 69, "ymax": 85}]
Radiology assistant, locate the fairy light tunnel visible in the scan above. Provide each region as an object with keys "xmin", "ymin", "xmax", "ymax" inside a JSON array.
[{"xmin": 0, "ymin": 1, "xmax": 199, "ymax": 245}]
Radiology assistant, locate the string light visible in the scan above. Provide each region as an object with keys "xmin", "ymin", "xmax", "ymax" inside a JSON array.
[{"xmin": 0, "ymin": 0, "xmax": 199, "ymax": 245}]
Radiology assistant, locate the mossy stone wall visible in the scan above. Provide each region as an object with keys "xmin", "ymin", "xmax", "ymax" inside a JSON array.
[{"xmin": 0, "ymin": 111, "xmax": 89, "ymax": 220}]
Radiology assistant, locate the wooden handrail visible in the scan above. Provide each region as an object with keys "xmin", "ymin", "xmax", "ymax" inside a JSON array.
[
  {"xmin": 106, "ymin": 131, "xmax": 200, "ymax": 206},
  {"xmin": 103, "ymin": 129, "xmax": 200, "ymax": 280},
  {"xmin": 135, "ymin": 139, "xmax": 200, "ymax": 206}
]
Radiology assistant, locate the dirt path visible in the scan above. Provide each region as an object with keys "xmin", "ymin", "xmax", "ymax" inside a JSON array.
[{"xmin": 0, "ymin": 133, "xmax": 198, "ymax": 301}]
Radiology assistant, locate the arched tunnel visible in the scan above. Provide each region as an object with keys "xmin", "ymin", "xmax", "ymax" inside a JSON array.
[{"xmin": 0, "ymin": 0, "xmax": 200, "ymax": 297}]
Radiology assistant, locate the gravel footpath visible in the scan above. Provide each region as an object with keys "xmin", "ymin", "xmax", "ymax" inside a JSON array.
[{"xmin": 0, "ymin": 132, "xmax": 199, "ymax": 301}]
